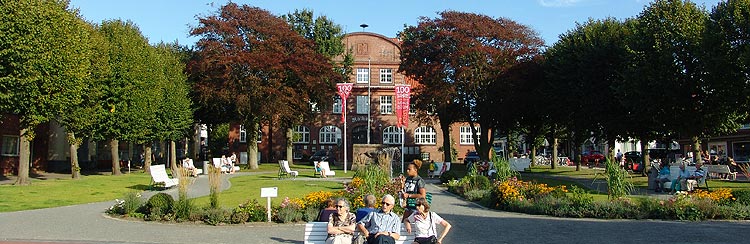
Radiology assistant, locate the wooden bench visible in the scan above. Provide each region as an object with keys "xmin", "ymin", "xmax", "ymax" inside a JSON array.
[
  {"xmin": 303, "ymin": 221, "xmax": 413, "ymax": 244},
  {"xmin": 149, "ymin": 164, "xmax": 179, "ymax": 189},
  {"xmin": 278, "ymin": 160, "xmax": 298, "ymax": 180},
  {"xmin": 707, "ymin": 164, "xmax": 737, "ymax": 181}
]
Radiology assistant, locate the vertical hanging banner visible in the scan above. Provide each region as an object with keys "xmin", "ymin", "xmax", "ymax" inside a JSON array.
[
  {"xmin": 337, "ymin": 83, "xmax": 353, "ymax": 123},
  {"xmin": 394, "ymin": 84, "xmax": 411, "ymax": 127}
]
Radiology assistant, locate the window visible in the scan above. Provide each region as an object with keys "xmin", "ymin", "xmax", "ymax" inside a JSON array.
[
  {"xmin": 409, "ymin": 102, "xmax": 416, "ymax": 114},
  {"xmin": 293, "ymin": 125, "xmax": 310, "ymax": 143},
  {"xmin": 319, "ymin": 125, "xmax": 341, "ymax": 144},
  {"xmin": 460, "ymin": 126, "xmax": 480, "ymax": 145},
  {"xmin": 239, "ymin": 125, "xmax": 247, "ymax": 143},
  {"xmin": 380, "ymin": 69, "xmax": 392, "ymax": 83},
  {"xmin": 414, "ymin": 126, "xmax": 436, "ymax": 145},
  {"xmin": 332, "ymin": 96, "xmax": 342, "ymax": 114},
  {"xmin": 357, "ymin": 96, "xmax": 369, "ymax": 114},
  {"xmin": 733, "ymin": 142, "xmax": 750, "ymax": 162},
  {"xmin": 380, "ymin": 96, "xmax": 393, "ymax": 114},
  {"xmin": 1, "ymin": 135, "xmax": 19, "ymax": 156},
  {"xmin": 356, "ymin": 68, "xmax": 369, "ymax": 83},
  {"xmin": 382, "ymin": 126, "xmax": 402, "ymax": 144},
  {"xmin": 257, "ymin": 129, "xmax": 262, "ymax": 143}
]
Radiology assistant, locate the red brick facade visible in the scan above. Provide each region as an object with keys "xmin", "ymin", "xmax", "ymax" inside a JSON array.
[{"xmin": 228, "ymin": 32, "xmax": 479, "ymax": 166}]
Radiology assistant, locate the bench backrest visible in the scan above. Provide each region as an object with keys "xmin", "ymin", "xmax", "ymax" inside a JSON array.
[
  {"xmin": 708, "ymin": 165, "xmax": 731, "ymax": 174},
  {"xmin": 282, "ymin": 160, "xmax": 294, "ymax": 173},
  {"xmin": 212, "ymin": 158, "xmax": 222, "ymax": 168},
  {"xmin": 320, "ymin": 161, "xmax": 332, "ymax": 172},
  {"xmin": 149, "ymin": 164, "xmax": 170, "ymax": 183},
  {"xmin": 509, "ymin": 158, "xmax": 531, "ymax": 172},
  {"xmin": 303, "ymin": 221, "xmax": 413, "ymax": 244}
]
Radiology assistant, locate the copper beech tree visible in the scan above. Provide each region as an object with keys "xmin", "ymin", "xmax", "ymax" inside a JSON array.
[
  {"xmin": 400, "ymin": 11, "xmax": 544, "ymax": 161},
  {"xmin": 188, "ymin": 3, "xmax": 339, "ymax": 169}
]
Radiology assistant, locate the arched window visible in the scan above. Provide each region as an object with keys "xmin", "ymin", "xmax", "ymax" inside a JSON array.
[
  {"xmin": 293, "ymin": 125, "xmax": 310, "ymax": 143},
  {"xmin": 382, "ymin": 126, "xmax": 402, "ymax": 144},
  {"xmin": 414, "ymin": 126, "xmax": 436, "ymax": 145},
  {"xmin": 319, "ymin": 125, "xmax": 341, "ymax": 144}
]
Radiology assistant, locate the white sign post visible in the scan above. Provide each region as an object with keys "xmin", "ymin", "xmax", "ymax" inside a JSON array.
[{"xmin": 260, "ymin": 187, "xmax": 278, "ymax": 223}]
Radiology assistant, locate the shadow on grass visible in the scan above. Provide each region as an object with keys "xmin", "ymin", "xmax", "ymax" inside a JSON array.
[{"xmin": 127, "ymin": 184, "xmax": 151, "ymax": 191}]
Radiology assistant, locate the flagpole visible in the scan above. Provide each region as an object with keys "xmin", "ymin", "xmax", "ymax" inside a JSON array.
[{"xmin": 344, "ymin": 100, "xmax": 348, "ymax": 173}]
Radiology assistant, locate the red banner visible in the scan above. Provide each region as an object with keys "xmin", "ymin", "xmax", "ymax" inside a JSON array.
[
  {"xmin": 337, "ymin": 83, "xmax": 353, "ymax": 123},
  {"xmin": 395, "ymin": 84, "xmax": 411, "ymax": 127}
]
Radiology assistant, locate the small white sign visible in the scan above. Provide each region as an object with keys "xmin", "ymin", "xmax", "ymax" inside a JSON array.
[{"xmin": 260, "ymin": 187, "xmax": 278, "ymax": 198}]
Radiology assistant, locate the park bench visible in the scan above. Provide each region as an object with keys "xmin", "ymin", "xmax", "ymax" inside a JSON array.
[
  {"xmin": 278, "ymin": 160, "xmax": 298, "ymax": 180},
  {"xmin": 707, "ymin": 164, "xmax": 737, "ymax": 181},
  {"xmin": 662, "ymin": 165, "xmax": 709, "ymax": 191},
  {"xmin": 149, "ymin": 164, "xmax": 179, "ymax": 189},
  {"xmin": 315, "ymin": 161, "xmax": 336, "ymax": 177},
  {"xmin": 211, "ymin": 157, "xmax": 240, "ymax": 173},
  {"xmin": 303, "ymin": 221, "xmax": 413, "ymax": 244}
]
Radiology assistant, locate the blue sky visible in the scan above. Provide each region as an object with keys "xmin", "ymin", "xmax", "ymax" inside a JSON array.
[{"xmin": 69, "ymin": 0, "xmax": 722, "ymax": 47}]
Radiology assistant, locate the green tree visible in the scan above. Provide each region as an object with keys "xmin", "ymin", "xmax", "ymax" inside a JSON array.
[
  {"xmin": 0, "ymin": 0, "xmax": 91, "ymax": 185},
  {"xmin": 282, "ymin": 9, "xmax": 350, "ymax": 165},
  {"xmin": 93, "ymin": 20, "xmax": 160, "ymax": 175},
  {"xmin": 189, "ymin": 3, "xmax": 339, "ymax": 169},
  {"xmin": 627, "ymin": 0, "xmax": 720, "ymax": 165},
  {"xmin": 400, "ymin": 11, "xmax": 544, "ymax": 161}
]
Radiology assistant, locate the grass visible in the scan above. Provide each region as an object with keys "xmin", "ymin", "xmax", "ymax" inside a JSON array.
[{"xmin": 0, "ymin": 172, "xmax": 152, "ymax": 212}]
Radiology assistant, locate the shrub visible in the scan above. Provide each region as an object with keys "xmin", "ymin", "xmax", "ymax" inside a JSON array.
[
  {"xmin": 439, "ymin": 170, "xmax": 459, "ymax": 183},
  {"xmin": 464, "ymin": 189, "xmax": 491, "ymax": 202},
  {"xmin": 275, "ymin": 197, "xmax": 304, "ymax": 223},
  {"xmin": 567, "ymin": 185, "xmax": 593, "ymax": 207},
  {"xmin": 173, "ymin": 198, "xmax": 194, "ymax": 221},
  {"xmin": 304, "ymin": 206, "xmax": 320, "ymax": 222},
  {"xmin": 233, "ymin": 199, "xmax": 267, "ymax": 222},
  {"xmin": 461, "ymin": 174, "xmax": 491, "ymax": 192},
  {"xmin": 146, "ymin": 193, "xmax": 174, "ymax": 220},
  {"xmin": 605, "ymin": 159, "xmax": 633, "ymax": 199},
  {"xmin": 106, "ymin": 191, "xmax": 143, "ymax": 216},
  {"xmin": 732, "ymin": 189, "xmax": 750, "ymax": 206},
  {"xmin": 203, "ymin": 208, "xmax": 229, "ymax": 226},
  {"xmin": 490, "ymin": 155, "xmax": 518, "ymax": 182}
]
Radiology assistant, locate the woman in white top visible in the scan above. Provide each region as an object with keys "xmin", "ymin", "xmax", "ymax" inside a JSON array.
[{"xmin": 404, "ymin": 198, "xmax": 451, "ymax": 244}]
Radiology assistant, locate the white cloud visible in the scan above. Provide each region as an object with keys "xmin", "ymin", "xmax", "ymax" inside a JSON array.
[{"xmin": 538, "ymin": 0, "xmax": 584, "ymax": 7}]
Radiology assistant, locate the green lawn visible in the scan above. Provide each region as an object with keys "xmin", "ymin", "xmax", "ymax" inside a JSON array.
[{"xmin": 0, "ymin": 172, "xmax": 152, "ymax": 212}]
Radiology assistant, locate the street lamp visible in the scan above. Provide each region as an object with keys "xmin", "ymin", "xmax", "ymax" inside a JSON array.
[
  {"xmin": 367, "ymin": 58, "xmax": 371, "ymax": 144},
  {"xmin": 360, "ymin": 23, "xmax": 368, "ymax": 32}
]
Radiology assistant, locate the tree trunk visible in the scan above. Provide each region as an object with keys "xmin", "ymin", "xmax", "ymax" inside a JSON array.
[
  {"xmin": 440, "ymin": 119, "xmax": 452, "ymax": 163},
  {"xmin": 14, "ymin": 129, "xmax": 31, "ymax": 185},
  {"xmin": 192, "ymin": 123, "xmax": 201, "ymax": 160},
  {"xmin": 286, "ymin": 128, "xmax": 294, "ymax": 165},
  {"xmin": 159, "ymin": 141, "xmax": 166, "ymax": 164},
  {"xmin": 551, "ymin": 137, "xmax": 558, "ymax": 169},
  {"xmin": 530, "ymin": 146, "xmax": 537, "ymax": 167},
  {"xmin": 247, "ymin": 122, "xmax": 260, "ymax": 169},
  {"xmin": 640, "ymin": 139, "xmax": 650, "ymax": 176},
  {"xmin": 110, "ymin": 139, "xmax": 121, "ymax": 175},
  {"xmin": 68, "ymin": 132, "xmax": 81, "ymax": 180},
  {"xmin": 692, "ymin": 136, "xmax": 702, "ymax": 165},
  {"xmin": 144, "ymin": 145, "xmax": 153, "ymax": 173},
  {"xmin": 170, "ymin": 140, "xmax": 179, "ymax": 178}
]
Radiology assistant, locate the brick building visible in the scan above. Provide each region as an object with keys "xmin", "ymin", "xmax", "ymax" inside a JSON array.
[{"xmin": 228, "ymin": 32, "xmax": 481, "ymax": 167}]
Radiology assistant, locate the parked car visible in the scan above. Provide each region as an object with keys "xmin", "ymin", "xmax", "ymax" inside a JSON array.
[
  {"xmin": 309, "ymin": 149, "xmax": 336, "ymax": 166},
  {"xmin": 623, "ymin": 151, "xmax": 642, "ymax": 171},
  {"xmin": 464, "ymin": 151, "xmax": 480, "ymax": 164},
  {"xmin": 581, "ymin": 151, "xmax": 605, "ymax": 166}
]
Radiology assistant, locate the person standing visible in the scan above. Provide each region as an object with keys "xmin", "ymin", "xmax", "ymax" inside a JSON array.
[
  {"xmin": 357, "ymin": 195, "xmax": 401, "ymax": 244},
  {"xmin": 400, "ymin": 162, "xmax": 426, "ymax": 221},
  {"xmin": 404, "ymin": 198, "xmax": 452, "ymax": 244}
]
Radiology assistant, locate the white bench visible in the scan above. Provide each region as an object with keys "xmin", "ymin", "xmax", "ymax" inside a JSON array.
[
  {"xmin": 662, "ymin": 165, "xmax": 709, "ymax": 191},
  {"xmin": 316, "ymin": 161, "xmax": 335, "ymax": 177},
  {"xmin": 278, "ymin": 160, "xmax": 298, "ymax": 179},
  {"xmin": 509, "ymin": 158, "xmax": 531, "ymax": 172},
  {"xmin": 707, "ymin": 164, "xmax": 737, "ymax": 181},
  {"xmin": 303, "ymin": 222, "xmax": 413, "ymax": 244},
  {"xmin": 149, "ymin": 164, "xmax": 179, "ymax": 189},
  {"xmin": 428, "ymin": 162, "xmax": 451, "ymax": 178}
]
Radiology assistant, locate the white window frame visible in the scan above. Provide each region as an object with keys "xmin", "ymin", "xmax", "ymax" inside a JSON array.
[
  {"xmin": 239, "ymin": 125, "xmax": 247, "ymax": 143},
  {"xmin": 380, "ymin": 69, "xmax": 392, "ymax": 83},
  {"xmin": 293, "ymin": 125, "xmax": 310, "ymax": 144},
  {"xmin": 356, "ymin": 96, "xmax": 369, "ymax": 114},
  {"xmin": 414, "ymin": 126, "xmax": 436, "ymax": 145},
  {"xmin": 356, "ymin": 68, "xmax": 370, "ymax": 83},
  {"xmin": 382, "ymin": 126, "xmax": 402, "ymax": 144},
  {"xmin": 380, "ymin": 95, "xmax": 393, "ymax": 114},
  {"xmin": 332, "ymin": 96, "xmax": 342, "ymax": 114},
  {"xmin": 257, "ymin": 129, "xmax": 262, "ymax": 143},
  {"xmin": 1, "ymin": 135, "xmax": 19, "ymax": 156},
  {"xmin": 409, "ymin": 102, "xmax": 416, "ymax": 114},
  {"xmin": 460, "ymin": 126, "xmax": 480, "ymax": 145},
  {"xmin": 319, "ymin": 125, "xmax": 341, "ymax": 144}
]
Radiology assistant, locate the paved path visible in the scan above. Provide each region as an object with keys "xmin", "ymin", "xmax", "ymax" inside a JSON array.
[{"xmin": 1, "ymin": 175, "xmax": 748, "ymax": 243}]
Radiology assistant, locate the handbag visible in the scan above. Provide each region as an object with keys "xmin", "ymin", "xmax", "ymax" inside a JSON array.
[{"xmin": 352, "ymin": 233, "xmax": 366, "ymax": 244}]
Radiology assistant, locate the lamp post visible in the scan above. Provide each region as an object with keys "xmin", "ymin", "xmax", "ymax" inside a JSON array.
[{"xmin": 367, "ymin": 57, "xmax": 371, "ymax": 144}]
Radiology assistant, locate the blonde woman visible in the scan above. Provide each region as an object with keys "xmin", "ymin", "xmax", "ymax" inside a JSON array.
[{"xmin": 404, "ymin": 198, "xmax": 451, "ymax": 244}]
